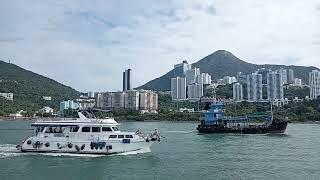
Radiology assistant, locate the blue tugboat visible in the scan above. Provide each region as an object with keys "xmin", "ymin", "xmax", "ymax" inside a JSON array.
[{"xmin": 197, "ymin": 102, "xmax": 288, "ymax": 134}]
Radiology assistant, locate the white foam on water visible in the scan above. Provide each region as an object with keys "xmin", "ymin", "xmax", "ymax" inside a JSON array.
[
  {"xmin": 166, "ymin": 130, "xmax": 194, "ymax": 134},
  {"xmin": 0, "ymin": 144, "xmax": 22, "ymax": 159},
  {"xmin": 116, "ymin": 148, "xmax": 151, "ymax": 156}
]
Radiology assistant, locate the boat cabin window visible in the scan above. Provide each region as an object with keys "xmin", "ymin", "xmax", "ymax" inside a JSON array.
[
  {"xmin": 70, "ymin": 126, "xmax": 79, "ymax": 133},
  {"xmin": 92, "ymin": 127, "xmax": 101, "ymax": 133},
  {"xmin": 112, "ymin": 127, "xmax": 119, "ymax": 131},
  {"xmin": 118, "ymin": 135, "xmax": 124, "ymax": 138},
  {"xmin": 82, "ymin": 127, "xmax": 91, "ymax": 132},
  {"xmin": 125, "ymin": 135, "xmax": 133, "ymax": 138},
  {"xmin": 45, "ymin": 126, "xmax": 65, "ymax": 133},
  {"xmin": 109, "ymin": 135, "xmax": 117, "ymax": 138},
  {"xmin": 102, "ymin": 127, "xmax": 112, "ymax": 132},
  {"xmin": 36, "ymin": 126, "xmax": 45, "ymax": 134}
]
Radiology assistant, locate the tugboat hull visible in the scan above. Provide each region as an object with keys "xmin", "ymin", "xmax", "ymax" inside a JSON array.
[{"xmin": 197, "ymin": 121, "xmax": 288, "ymax": 134}]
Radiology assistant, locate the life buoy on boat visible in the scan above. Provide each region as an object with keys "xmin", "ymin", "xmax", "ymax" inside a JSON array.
[
  {"xmin": 67, "ymin": 143, "xmax": 73, "ymax": 148},
  {"xmin": 27, "ymin": 140, "xmax": 32, "ymax": 145},
  {"xmin": 57, "ymin": 143, "xmax": 62, "ymax": 149}
]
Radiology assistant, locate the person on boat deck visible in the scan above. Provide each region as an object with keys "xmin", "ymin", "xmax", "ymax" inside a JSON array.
[{"xmin": 45, "ymin": 127, "xmax": 53, "ymax": 133}]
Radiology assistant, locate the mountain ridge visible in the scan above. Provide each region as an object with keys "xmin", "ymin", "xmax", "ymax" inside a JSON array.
[
  {"xmin": 137, "ymin": 50, "xmax": 319, "ymax": 91},
  {"xmin": 0, "ymin": 60, "xmax": 80, "ymax": 114}
]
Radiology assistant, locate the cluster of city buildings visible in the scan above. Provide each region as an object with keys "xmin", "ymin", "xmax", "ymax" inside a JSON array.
[
  {"xmin": 59, "ymin": 69, "xmax": 159, "ymax": 115},
  {"xmin": 0, "ymin": 92, "xmax": 13, "ymax": 101},
  {"xmin": 95, "ymin": 69, "xmax": 158, "ymax": 113},
  {"xmin": 96, "ymin": 90, "xmax": 158, "ymax": 113},
  {"xmin": 171, "ymin": 61, "xmax": 212, "ymax": 101},
  {"xmin": 232, "ymin": 68, "xmax": 320, "ymax": 105}
]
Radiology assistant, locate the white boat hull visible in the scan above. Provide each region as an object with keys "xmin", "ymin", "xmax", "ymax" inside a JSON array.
[{"xmin": 20, "ymin": 137, "xmax": 154, "ymax": 155}]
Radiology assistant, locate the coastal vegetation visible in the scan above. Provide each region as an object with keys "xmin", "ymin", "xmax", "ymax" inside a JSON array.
[{"xmin": 0, "ymin": 61, "xmax": 80, "ymax": 115}]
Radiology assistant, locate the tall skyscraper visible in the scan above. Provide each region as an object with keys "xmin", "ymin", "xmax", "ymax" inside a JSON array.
[
  {"xmin": 173, "ymin": 60, "xmax": 191, "ymax": 77},
  {"xmin": 280, "ymin": 69, "xmax": 288, "ymax": 84},
  {"xmin": 123, "ymin": 69, "xmax": 132, "ymax": 91},
  {"xmin": 257, "ymin": 68, "xmax": 271, "ymax": 85},
  {"xmin": 185, "ymin": 68, "xmax": 200, "ymax": 84},
  {"xmin": 309, "ymin": 70, "xmax": 320, "ymax": 99},
  {"xmin": 288, "ymin": 69, "xmax": 294, "ymax": 84},
  {"xmin": 171, "ymin": 77, "xmax": 187, "ymax": 100},
  {"xmin": 247, "ymin": 73, "xmax": 263, "ymax": 101},
  {"xmin": 233, "ymin": 83, "xmax": 243, "ymax": 102},
  {"xmin": 267, "ymin": 71, "xmax": 284, "ymax": 100}
]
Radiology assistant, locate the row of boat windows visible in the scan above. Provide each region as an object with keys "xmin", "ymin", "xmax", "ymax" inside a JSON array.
[
  {"xmin": 36, "ymin": 126, "xmax": 120, "ymax": 134},
  {"xmin": 109, "ymin": 135, "xmax": 134, "ymax": 139},
  {"xmin": 80, "ymin": 126, "xmax": 119, "ymax": 133}
]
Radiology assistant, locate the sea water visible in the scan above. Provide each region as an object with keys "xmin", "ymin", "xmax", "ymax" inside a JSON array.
[{"xmin": 0, "ymin": 120, "xmax": 320, "ymax": 180}]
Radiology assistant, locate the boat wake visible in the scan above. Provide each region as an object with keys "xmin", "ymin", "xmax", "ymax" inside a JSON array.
[
  {"xmin": 0, "ymin": 144, "xmax": 151, "ymax": 158},
  {"xmin": 116, "ymin": 148, "xmax": 151, "ymax": 156},
  {"xmin": 0, "ymin": 144, "xmax": 22, "ymax": 159},
  {"xmin": 165, "ymin": 130, "xmax": 194, "ymax": 134}
]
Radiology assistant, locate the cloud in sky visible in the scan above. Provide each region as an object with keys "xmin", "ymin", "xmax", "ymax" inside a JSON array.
[{"xmin": 1, "ymin": 0, "xmax": 320, "ymax": 92}]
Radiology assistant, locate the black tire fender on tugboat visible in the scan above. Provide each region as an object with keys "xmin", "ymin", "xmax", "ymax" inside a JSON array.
[
  {"xmin": 80, "ymin": 144, "xmax": 85, "ymax": 151},
  {"xmin": 27, "ymin": 140, "xmax": 32, "ymax": 145}
]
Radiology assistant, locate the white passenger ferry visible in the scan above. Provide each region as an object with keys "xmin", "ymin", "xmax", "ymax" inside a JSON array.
[{"xmin": 16, "ymin": 110, "xmax": 160, "ymax": 155}]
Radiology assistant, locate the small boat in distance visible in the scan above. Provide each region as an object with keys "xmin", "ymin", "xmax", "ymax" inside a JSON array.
[
  {"xmin": 197, "ymin": 102, "xmax": 289, "ymax": 134},
  {"xmin": 16, "ymin": 109, "xmax": 160, "ymax": 155}
]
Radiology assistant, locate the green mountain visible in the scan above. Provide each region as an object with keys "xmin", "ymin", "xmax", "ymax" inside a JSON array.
[
  {"xmin": 0, "ymin": 60, "xmax": 80, "ymax": 115},
  {"xmin": 138, "ymin": 50, "xmax": 319, "ymax": 91}
]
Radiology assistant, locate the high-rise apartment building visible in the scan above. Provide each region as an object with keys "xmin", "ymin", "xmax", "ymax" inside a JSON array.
[
  {"xmin": 96, "ymin": 91, "xmax": 158, "ymax": 113},
  {"xmin": 247, "ymin": 73, "xmax": 263, "ymax": 101},
  {"xmin": 257, "ymin": 68, "xmax": 271, "ymax": 85},
  {"xmin": 236, "ymin": 72, "xmax": 247, "ymax": 85},
  {"xmin": 288, "ymin": 69, "xmax": 294, "ymax": 84},
  {"xmin": 124, "ymin": 90, "xmax": 139, "ymax": 110},
  {"xmin": 280, "ymin": 69, "xmax": 288, "ymax": 84},
  {"xmin": 309, "ymin": 70, "xmax": 320, "ymax": 99},
  {"xmin": 123, "ymin": 69, "xmax": 132, "ymax": 91},
  {"xmin": 233, "ymin": 83, "xmax": 243, "ymax": 102},
  {"xmin": 197, "ymin": 73, "xmax": 212, "ymax": 85},
  {"xmin": 139, "ymin": 90, "xmax": 158, "ymax": 113},
  {"xmin": 173, "ymin": 60, "xmax": 191, "ymax": 77},
  {"xmin": 187, "ymin": 83, "xmax": 203, "ymax": 101},
  {"xmin": 185, "ymin": 68, "xmax": 200, "ymax": 85},
  {"xmin": 267, "ymin": 71, "xmax": 284, "ymax": 100},
  {"xmin": 171, "ymin": 77, "xmax": 187, "ymax": 100}
]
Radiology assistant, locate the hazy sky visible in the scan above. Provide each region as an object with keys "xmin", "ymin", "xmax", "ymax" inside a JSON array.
[{"xmin": 1, "ymin": 0, "xmax": 320, "ymax": 92}]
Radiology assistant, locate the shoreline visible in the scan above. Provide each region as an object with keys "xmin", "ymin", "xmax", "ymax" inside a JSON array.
[{"xmin": 0, "ymin": 117, "xmax": 319, "ymax": 124}]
